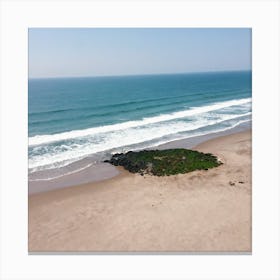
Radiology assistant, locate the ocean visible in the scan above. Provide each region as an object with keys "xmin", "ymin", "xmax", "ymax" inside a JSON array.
[{"xmin": 28, "ymin": 71, "xmax": 252, "ymax": 181}]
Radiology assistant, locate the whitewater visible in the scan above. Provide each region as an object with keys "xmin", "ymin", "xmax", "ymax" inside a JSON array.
[{"xmin": 28, "ymin": 71, "xmax": 252, "ymax": 176}]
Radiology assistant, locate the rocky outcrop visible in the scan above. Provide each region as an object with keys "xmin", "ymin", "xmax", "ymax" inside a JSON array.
[{"xmin": 104, "ymin": 149, "xmax": 222, "ymax": 176}]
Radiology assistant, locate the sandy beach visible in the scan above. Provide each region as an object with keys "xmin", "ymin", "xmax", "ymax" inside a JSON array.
[{"xmin": 28, "ymin": 130, "xmax": 252, "ymax": 252}]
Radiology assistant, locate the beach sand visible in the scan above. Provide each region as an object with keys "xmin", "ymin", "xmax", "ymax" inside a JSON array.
[{"xmin": 28, "ymin": 130, "xmax": 252, "ymax": 252}]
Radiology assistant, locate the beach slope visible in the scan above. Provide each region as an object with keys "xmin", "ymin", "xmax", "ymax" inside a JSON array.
[{"xmin": 29, "ymin": 130, "xmax": 251, "ymax": 252}]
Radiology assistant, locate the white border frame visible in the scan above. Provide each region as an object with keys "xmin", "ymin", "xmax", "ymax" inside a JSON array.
[{"xmin": 1, "ymin": 0, "xmax": 280, "ymax": 279}]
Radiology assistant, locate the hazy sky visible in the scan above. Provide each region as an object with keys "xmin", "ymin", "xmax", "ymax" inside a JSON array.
[{"xmin": 29, "ymin": 28, "xmax": 251, "ymax": 78}]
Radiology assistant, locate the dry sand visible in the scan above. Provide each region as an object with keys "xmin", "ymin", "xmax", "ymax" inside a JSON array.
[{"xmin": 28, "ymin": 130, "xmax": 252, "ymax": 252}]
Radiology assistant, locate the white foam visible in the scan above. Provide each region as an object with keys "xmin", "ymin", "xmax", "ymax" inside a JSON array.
[
  {"xmin": 29, "ymin": 98, "xmax": 251, "ymax": 146},
  {"xmin": 28, "ymin": 112, "xmax": 251, "ymax": 170},
  {"xmin": 124, "ymin": 119, "xmax": 251, "ymax": 152},
  {"xmin": 29, "ymin": 163, "xmax": 93, "ymax": 181}
]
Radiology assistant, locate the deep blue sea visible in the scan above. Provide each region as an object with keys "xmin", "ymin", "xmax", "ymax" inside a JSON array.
[{"xmin": 28, "ymin": 71, "xmax": 252, "ymax": 178}]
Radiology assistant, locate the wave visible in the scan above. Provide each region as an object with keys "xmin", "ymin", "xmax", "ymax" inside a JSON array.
[
  {"xmin": 29, "ymin": 90, "xmax": 246, "ymax": 126},
  {"xmin": 138, "ymin": 119, "xmax": 251, "ymax": 151},
  {"xmin": 29, "ymin": 97, "xmax": 251, "ymax": 146},
  {"xmin": 28, "ymin": 89, "xmax": 230, "ymax": 116},
  {"xmin": 29, "ymin": 163, "xmax": 93, "ymax": 181},
  {"xmin": 29, "ymin": 93, "xmax": 192, "ymax": 116},
  {"xmin": 29, "ymin": 99, "xmax": 189, "ymax": 126},
  {"xmin": 28, "ymin": 112, "xmax": 251, "ymax": 170},
  {"xmin": 30, "ymin": 118, "xmax": 251, "ymax": 181},
  {"xmin": 29, "ymin": 108, "xmax": 71, "ymax": 116}
]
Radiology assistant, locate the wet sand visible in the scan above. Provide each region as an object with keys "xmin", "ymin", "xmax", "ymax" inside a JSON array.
[
  {"xmin": 28, "ymin": 163, "xmax": 120, "ymax": 194},
  {"xmin": 29, "ymin": 130, "xmax": 252, "ymax": 252},
  {"xmin": 28, "ymin": 121, "xmax": 251, "ymax": 194}
]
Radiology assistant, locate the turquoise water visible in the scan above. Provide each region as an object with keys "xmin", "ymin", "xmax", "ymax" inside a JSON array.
[{"xmin": 28, "ymin": 71, "xmax": 252, "ymax": 174}]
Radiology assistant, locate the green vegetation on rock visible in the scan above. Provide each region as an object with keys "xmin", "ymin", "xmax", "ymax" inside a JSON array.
[{"xmin": 104, "ymin": 149, "xmax": 222, "ymax": 176}]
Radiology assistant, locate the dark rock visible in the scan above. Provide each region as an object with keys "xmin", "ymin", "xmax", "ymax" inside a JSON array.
[{"xmin": 104, "ymin": 149, "xmax": 222, "ymax": 176}]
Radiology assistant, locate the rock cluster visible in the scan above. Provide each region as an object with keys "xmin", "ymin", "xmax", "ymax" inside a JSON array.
[{"xmin": 104, "ymin": 149, "xmax": 222, "ymax": 176}]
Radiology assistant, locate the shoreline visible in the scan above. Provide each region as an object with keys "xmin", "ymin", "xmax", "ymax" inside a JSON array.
[
  {"xmin": 29, "ymin": 129, "xmax": 252, "ymax": 252},
  {"xmin": 29, "ymin": 121, "xmax": 251, "ymax": 194}
]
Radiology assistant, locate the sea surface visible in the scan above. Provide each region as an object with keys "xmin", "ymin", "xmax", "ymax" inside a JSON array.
[{"xmin": 28, "ymin": 71, "xmax": 252, "ymax": 181}]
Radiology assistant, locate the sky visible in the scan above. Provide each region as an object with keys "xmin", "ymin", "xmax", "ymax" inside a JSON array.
[{"xmin": 29, "ymin": 28, "xmax": 251, "ymax": 78}]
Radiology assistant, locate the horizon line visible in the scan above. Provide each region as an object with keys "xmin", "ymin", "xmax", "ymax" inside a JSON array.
[{"xmin": 28, "ymin": 69, "xmax": 252, "ymax": 80}]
